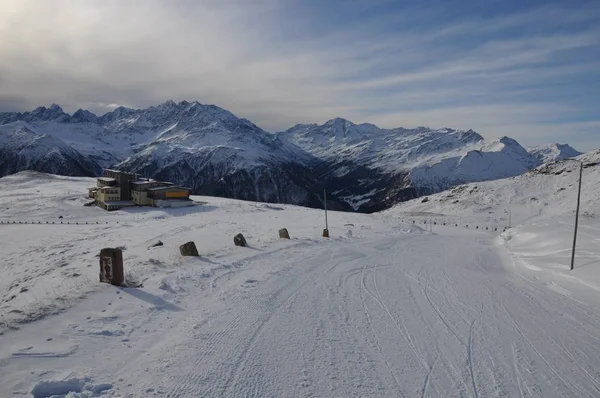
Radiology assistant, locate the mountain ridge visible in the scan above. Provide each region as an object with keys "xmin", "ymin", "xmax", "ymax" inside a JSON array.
[{"xmin": 0, "ymin": 101, "xmax": 582, "ymax": 212}]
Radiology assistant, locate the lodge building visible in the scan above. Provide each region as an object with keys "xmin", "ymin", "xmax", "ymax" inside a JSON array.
[{"xmin": 88, "ymin": 169, "xmax": 193, "ymax": 211}]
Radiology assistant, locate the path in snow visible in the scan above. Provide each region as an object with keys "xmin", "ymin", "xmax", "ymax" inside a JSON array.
[
  {"xmin": 3, "ymin": 227, "xmax": 600, "ymax": 397},
  {"xmin": 143, "ymin": 229, "xmax": 600, "ymax": 398}
]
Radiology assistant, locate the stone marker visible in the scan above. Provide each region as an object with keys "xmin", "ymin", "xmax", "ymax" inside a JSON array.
[
  {"xmin": 279, "ymin": 228, "xmax": 290, "ymax": 239},
  {"xmin": 234, "ymin": 233, "xmax": 247, "ymax": 247},
  {"xmin": 99, "ymin": 248, "xmax": 124, "ymax": 286},
  {"xmin": 179, "ymin": 241, "xmax": 199, "ymax": 256},
  {"xmin": 322, "ymin": 229, "xmax": 330, "ymax": 238}
]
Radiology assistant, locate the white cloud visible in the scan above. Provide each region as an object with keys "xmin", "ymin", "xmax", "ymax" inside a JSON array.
[{"xmin": 0, "ymin": 0, "xmax": 598, "ymax": 149}]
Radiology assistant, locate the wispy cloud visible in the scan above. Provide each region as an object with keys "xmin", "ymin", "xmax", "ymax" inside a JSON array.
[{"xmin": 0, "ymin": 0, "xmax": 598, "ymax": 149}]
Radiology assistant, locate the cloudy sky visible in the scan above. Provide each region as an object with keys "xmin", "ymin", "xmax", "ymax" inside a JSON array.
[{"xmin": 1, "ymin": 0, "xmax": 599, "ymax": 149}]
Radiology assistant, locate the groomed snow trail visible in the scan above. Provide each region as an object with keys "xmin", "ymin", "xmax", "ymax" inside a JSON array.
[
  {"xmin": 120, "ymin": 228, "xmax": 600, "ymax": 397},
  {"xmin": 3, "ymin": 225, "xmax": 600, "ymax": 397}
]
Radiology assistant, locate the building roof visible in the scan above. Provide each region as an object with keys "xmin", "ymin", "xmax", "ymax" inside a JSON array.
[
  {"xmin": 131, "ymin": 179, "xmax": 157, "ymax": 185},
  {"xmin": 98, "ymin": 186, "xmax": 120, "ymax": 191},
  {"xmin": 104, "ymin": 168, "xmax": 136, "ymax": 176},
  {"xmin": 97, "ymin": 177, "xmax": 116, "ymax": 183},
  {"xmin": 146, "ymin": 186, "xmax": 189, "ymax": 192}
]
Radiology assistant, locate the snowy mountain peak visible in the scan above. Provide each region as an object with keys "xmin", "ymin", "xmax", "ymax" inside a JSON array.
[
  {"xmin": 23, "ymin": 104, "xmax": 72, "ymax": 123},
  {"xmin": 528, "ymin": 143, "xmax": 583, "ymax": 163},
  {"xmin": 324, "ymin": 117, "xmax": 354, "ymax": 126},
  {"xmin": 455, "ymin": 129, "xmax": 484, "ymax": 144},
  {"xmin": 72, "ymin": 109, "xmax": 99, "ymax": 123},
  {"xmin": 160, "ymin": 100, "xmax": 177, "ymax": 108}
]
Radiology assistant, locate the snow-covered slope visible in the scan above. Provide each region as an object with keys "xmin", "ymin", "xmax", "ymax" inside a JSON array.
[
  {"xmin": 279, "ymin": 119, "xmax": 541, "ymax": 212},
  {"xmin": 528, "ymin": 143, "xmax": 582, "ymax": 163},
  {"xmin": 3, "ymin": 171, "xmax": 600, "ymax": 396},
  {"xmin": 386, "ymin": 150, "xmax": 600, "ymax": 226},
  {"xmin": 386, "ymin": 149, "xmax": 600, "ymax": 293}
]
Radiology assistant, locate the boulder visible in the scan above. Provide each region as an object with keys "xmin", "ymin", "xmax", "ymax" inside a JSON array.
[
  {"xmin": 179, "ymin": 241, "xmax": 199, "ymax": 257},
  {"xmin": 278, "ymin": 228, "xmax": 290, "ymax": 239},
  {"xmin": 149, "ymin": 240, "xmax": 164, "ymax": 249},
  {"xmin": 234, "ymin": 233, "xmax": 247, "ymax": 247}
]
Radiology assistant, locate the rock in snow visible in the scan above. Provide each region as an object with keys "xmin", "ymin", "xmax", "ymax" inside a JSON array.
[{"xmin": 0, "ymin": 101, "xmax": 580, "ymax": 211}]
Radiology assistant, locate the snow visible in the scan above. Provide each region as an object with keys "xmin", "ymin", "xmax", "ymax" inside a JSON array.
[
  {"xmin": 280, "ymin": 120, "xmax": 538, "ymax": 184},
  {"xmin": 528, "ymin": 143, "xmax": 583, "ymax": 163},
  {"xmin": 3, "ymin": 168, "xmax": 600, "ymax": 396},
  {"xmin": 279, "ymin": 119, "xmax": 542, "ymax": 211},
  {"xmin": 31, "ymin": 376, "xmax": 113, "ymax": 398},
  {"xmin": 387, "ymin": 153, "xmax": 600, "ymax": 288}
]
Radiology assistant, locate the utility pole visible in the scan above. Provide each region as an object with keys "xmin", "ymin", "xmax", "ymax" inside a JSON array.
[
  {"xmin": 509, "ymin": 209, "xmax": 512, "ymax": 229},
  {"xmin": 571, "ymin": 161, "xmax": 583, "ymax": 271}
]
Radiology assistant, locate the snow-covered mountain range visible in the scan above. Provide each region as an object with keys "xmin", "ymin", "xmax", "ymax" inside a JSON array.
[
  {"xmin": 278, "ymin": 119, "xmax": 545, "ymax": 211},
  {"xmin": 0, "ymin": 101, "xmax": 584, "ymax": 212}
]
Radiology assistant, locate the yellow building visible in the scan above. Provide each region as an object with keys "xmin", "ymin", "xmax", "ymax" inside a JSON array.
[{"xmin": 88, "ymin": 169, "xmax": 192, "ymax": 210}]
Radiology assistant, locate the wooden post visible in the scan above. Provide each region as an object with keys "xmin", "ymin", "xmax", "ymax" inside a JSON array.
[
  {"xmin": 323, "ymin": 189, "xmax": 329, "ymax": 237},
  {"xmin": 324, "ymin": 189, "xmax": 328, "ymax": 231}
]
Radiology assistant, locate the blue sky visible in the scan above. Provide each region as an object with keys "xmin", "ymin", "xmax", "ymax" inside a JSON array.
[{"xmin": 1, "ymin": 0, "xmax": 599, "ymax": 149}]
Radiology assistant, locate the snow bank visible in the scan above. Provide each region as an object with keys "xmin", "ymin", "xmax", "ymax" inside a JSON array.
[
  {"xmin": 31, "ymin": 376, "xmax": 113, "ymax": 397},
  {"xmin": 501, "ymin": 217, "xmax": 600, "ymax": 291}
]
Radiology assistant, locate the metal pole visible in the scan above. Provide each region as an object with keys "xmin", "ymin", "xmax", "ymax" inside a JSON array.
[
  {"xmin": 509, "ymin": 209, "xmax": 512, "ymax": 229},
  {"xmin": 324, "ymin": 189, "xmax": 328, "ymax": 231},
  {"xmin": 571, "ymin": 161, "xmax": 583, "ymax": 271}
]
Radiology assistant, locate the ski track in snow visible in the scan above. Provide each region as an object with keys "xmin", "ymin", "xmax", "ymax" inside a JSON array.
[
  {"xmin": 118, "ymin": 231, "xmax": 600, "ymax": 398},
  {"xmin": 2, "ymin": 182, "xmax": 600, "ymax": 396}
]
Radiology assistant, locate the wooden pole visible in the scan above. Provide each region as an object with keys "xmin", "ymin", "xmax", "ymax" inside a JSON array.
[
  {"xmin": 571, "ymin": 161, "xmax": 583, "ymax": 271},
  {"xmin": 324, "ymin": 189, "xmax": 328, "ymax": 231}
]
